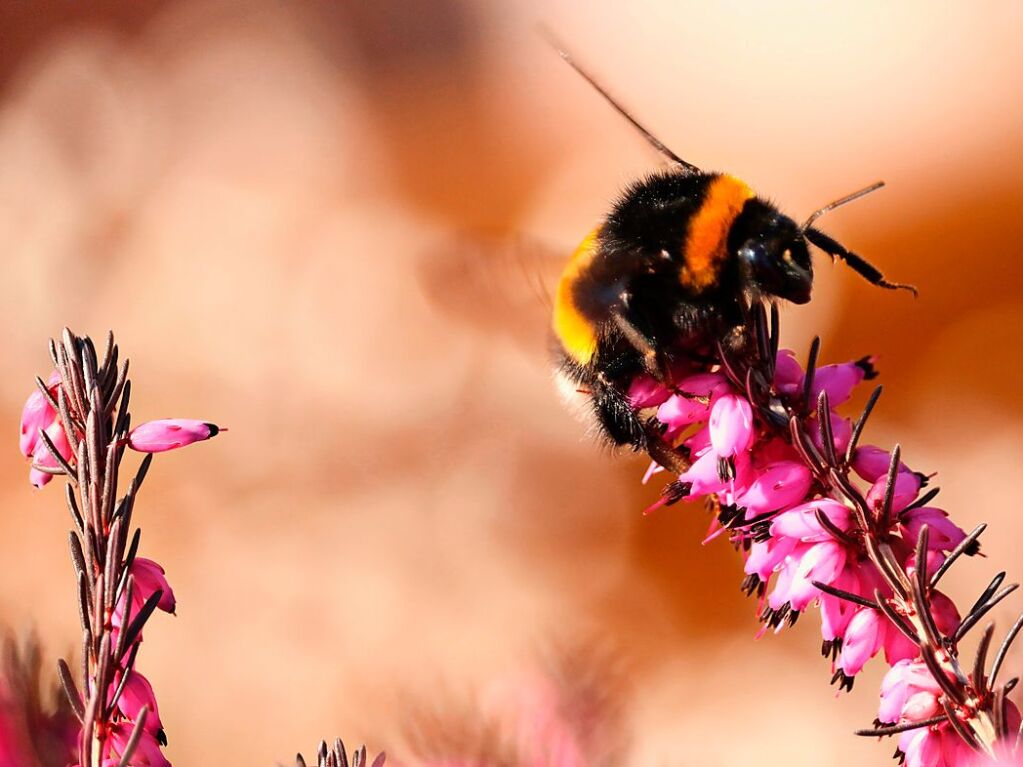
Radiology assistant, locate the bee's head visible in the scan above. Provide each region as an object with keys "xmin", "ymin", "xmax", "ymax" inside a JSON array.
[{"xmin": 730, "ymin": 200, "xmax": 813, "ymax": 304}]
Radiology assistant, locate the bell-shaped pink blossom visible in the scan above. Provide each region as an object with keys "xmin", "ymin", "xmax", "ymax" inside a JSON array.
[
  {"xmin": 771, "ymin": 499, "xmax": 852, "ymax": 543},
  {"xmin": 866, "ymin": 471, "xmax": 921, "ymax": 516},
  {"xmin": 127, "ymin": 419, "xmax": 221, "ymax": 453},
  {"xmin": 676, "ymin": 372, "xmax": 729, "ymax": 399},
  {"xmin": 900, "ymin": 507, "xmax": 967, "ymax": 554},
  {"xmin": 108, "ymin": 722, "xmax": 170, "ymax": 767},
  {"xmin": 20, "ymin": 372, "xmax": 74, "ymax": 488},
  {"xmin": 29, "ymin": 419, "xmax": 73, "ymax": 489},
  {"xmin": 709, "ymin": 394, "xmax": 754, "ymax": 457},
  {"xmin": 676, "ymin": 448, "xmax": 751, "ymax": 499},
  {"xmin": 852, "ymin": 445, "xmax": 913, "ymax": 483},
  {"xmin": 113, "ymin": 670, "xmax": 164, "ymax": 737},
  {"xmin": 734, "ymin": 460, "xmax": 811, "ymax": 515},
  {"xmin": 897, "ymin": 727, "xmax": 944, "ymax": 767},
  {"xmin": 657, "ymin": 395, "xmax": 710, "ymax": 434},
  {"xmin": 132, "ymin": 558, "xmax": 176, "ymax": 614},
  {"xmin": 838, "ymin": 608, "xmax": 884, "ymax": 676},
  {"xmin": 773, "ymin": 350, "xmax": 805, "ymax": 398},
  {"xmin": 808, "ymin": 360, "xmax": 872, "ymax": 407},
  {"xmin": 744, "ymin": 536, "xmax": 798, "ymax": 581},
  {"xmin": 114, "ymin": 558, "xmax": 176, "ymax": 631},
  {"xmin": 819, "ymin": 568, "xmax": 877, "ymax": 643},
  {"xmin": 627, "ymin": 375, "xmax": 672, "ymax": 408},
  {"xmin": 19, "ymin": 371, "xmax": 61, "ymax": 458},
  {"xmin": 927, "ymin": 591, "xmax": 961, "ymax": 637},
  {"xmin": 809, "ymin": 409, "xmax": 852, "ymax": 456},
  {"xmin": 768, "ymin": 540, "xmax": 848, "ymax": 612},
  {"xmin": 878, "ymin": 659, "xmax": 943, "ymax": 725}
]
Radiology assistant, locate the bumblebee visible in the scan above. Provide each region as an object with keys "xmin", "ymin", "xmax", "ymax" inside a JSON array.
[{"xmin": 550, "ymin": 46, "xmax": 914, "ymax": 466}]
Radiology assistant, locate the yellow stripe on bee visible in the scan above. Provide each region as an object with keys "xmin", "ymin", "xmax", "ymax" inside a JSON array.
[
  {"xmin": 680, "ymin": 175, "xmax": 755, "ymax": 292},
  {"xmin": 553, "ymin": 228, "xmax": 600, "ymax": 365}
]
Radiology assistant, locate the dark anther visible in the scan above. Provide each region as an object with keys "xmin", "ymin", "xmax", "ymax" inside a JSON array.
[
  {"xmin": 855, "ymin": 356, "xmax": 879, "ymax": 380},
  {"xmin": 717, "ymin": 456, "xmax": 736, "ymax": 482},
  {"xmin": 661, "ymin": 480, "xmax": 691, "ymax": 506},
  {"xmin": 740, "ymin": 574, "xmax": 764, "ymax": 597},
  {"xmin": 718, "ymin": 504, "xmax": 742, "ymax": 526},
  {"xmin": 829, "ymin": 669, "xmax": 855, "ymax": 692}
]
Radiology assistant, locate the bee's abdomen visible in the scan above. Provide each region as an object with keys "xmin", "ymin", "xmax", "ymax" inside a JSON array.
[{"xmin": 553, "ymin": 229, "xmax": 602, "ymax": 365}]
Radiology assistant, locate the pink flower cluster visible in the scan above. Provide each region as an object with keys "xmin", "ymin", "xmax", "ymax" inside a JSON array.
[
  {"xmin": 879, "ymin": 660, "xmax": 1020, "ymax": 767},
  {"xmin": 630, "ymin": 348, "xmax": 1016, "ymax": 766},
  {"xmin": 20, "ymin": 374, "xmax": 219, "ymax": 488}
]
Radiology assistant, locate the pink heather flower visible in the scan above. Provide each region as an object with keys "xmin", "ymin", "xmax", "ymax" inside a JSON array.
[
  {"xmin": 657, "ymin": 394, "xmax": 710, "ymax": 436},
  {"xmin": 709, "ymin": 394, "xmax": 754, "ymax": 457},
  {"xmin": 108, "ymin": 722, "xmax": 170, "ymax": 767},
  {"xmin": 866, "ymin": 470, "xmax": 922, "ymax": 516},
  {"xmin": 733, "ymin": 460, "xmax": 811, "ymax": 515},
  {"xmin": 852, "ymin": 445, "xmax": 914, "ymax": 483},
  {"xmin": 113, "ymin": 671, "xmax": 164, "ymax": 738},
  {"xmin": 676, "ymin": 447, "xmax": 750, "ymax": 498},
  {"xmin": 19, "ymin": 376, "xmax": 57, "ymax": 458},
  {"xmin": 771, "ymin": 499, "xmax": 853, "ymax": 542},
  {"xmin": 879, "ymin": 658, "xmax": 943, "ymax": 725},
  {"xmin": 773, "ymin": 350, "xmax": 805, "ymax": 398},
  {"xmin": 807, "ymin": 360, "xmax": 872, "ymax": 407},
  {"xmin": 877, "ymin": 656, "xmax": 1003, "ymax": 767},
  {"xmin": 19, "ymin": 372, "xmax": 73, "ymax": 488},
  {"xmin": 772, "ymin": 352, "xmax": 873, "ymax": 406},
  {"xmin": 767, "ymin": 539, "xmax": 847, "ymax": 612},
  {"xmin": 28, "ymin": 418, "xmax": 73, "ymax": 489},
  {"xmin": 901, "ymin": 507, "xmax": 968, "ymax": 554},
  {"xmin": 127, "ymin": 419, "xmax": 221, "ymax": 453},
  {"xmin": 898, "ymin": 726, "xmax": 975, "ymax": 767},
  {"xmin": 837, "ymin": 606, "xmax": 921, "ymax": 677},
  {"xmin": 627, "ymin": 374, "xmax": 672, "ymax": 408},
  {"xmin": 809, "ymin": 409, "xmax": 852, "ymax": 456},
  {"xmin": 114, "ymin": 558, "xmax": 176, "ymax": 630}
]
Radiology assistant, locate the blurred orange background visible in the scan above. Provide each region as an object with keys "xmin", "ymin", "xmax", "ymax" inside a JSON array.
[{"xmin": 1, "ymin": 1, "xmax": 1022, "ymax": 764}]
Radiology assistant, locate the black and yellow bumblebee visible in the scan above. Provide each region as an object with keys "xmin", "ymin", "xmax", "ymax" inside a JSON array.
[{"xmin": 549, "ymin": 45, "xmax": 915, "ymax": 466}]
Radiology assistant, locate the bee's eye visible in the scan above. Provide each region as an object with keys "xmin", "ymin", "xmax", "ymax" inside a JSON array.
[{"xmin": 738, "ymin": 241, "xmax": 771, "ymax": 270}]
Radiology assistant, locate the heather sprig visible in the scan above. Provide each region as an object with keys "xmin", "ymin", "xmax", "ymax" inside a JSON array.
[
  {"xmin": 21, "ymin": 328, "xmax": 220, "ymax": 767},
  {"xmin": 635, "ymin": 304, "xmax": 1022, "ymax": 766},
  {"xmin": 294, "ymin": 740, "xmax": 385, "ymax": 767}
]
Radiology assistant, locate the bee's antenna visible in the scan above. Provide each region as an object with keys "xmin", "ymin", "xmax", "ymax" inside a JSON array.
[
  {"xmin": 800, "ymin": 181, "xmax": 885, "ymax": 233},
  {"xmin": 539, "ymin": 27, "xmax": 700, "ymax": 173}
]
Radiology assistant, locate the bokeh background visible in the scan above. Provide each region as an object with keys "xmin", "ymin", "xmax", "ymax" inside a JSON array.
[{"xmin": 1, "ymin": 1, "xmax": 1022, "ymax": 764}]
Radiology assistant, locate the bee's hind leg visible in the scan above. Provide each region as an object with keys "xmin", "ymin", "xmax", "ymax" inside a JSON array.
[{"xmin": 610, "ymin": 310, "xmax": 674, "ymax": 386}]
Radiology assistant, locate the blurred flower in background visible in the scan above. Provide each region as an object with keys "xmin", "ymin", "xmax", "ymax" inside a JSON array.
[
  {"xmin": 0, "ymin": 1, "xmax": 1022, "ymax": 765},
  {"xmin": 0, "ymin": 635, "xmax": 77, "ymax": 767}
]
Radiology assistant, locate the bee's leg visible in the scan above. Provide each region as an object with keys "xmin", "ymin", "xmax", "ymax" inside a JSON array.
[
  {"xmin": 804, "ymin": 227, "xmax": 917, "ymax": 295},
  {"xmin": 592, "ymin": 373, "xmax": 650, "ymax": 450},
  {"xmin": 610, "ymin": 311, "xmax": 673, "ymax": 385}
]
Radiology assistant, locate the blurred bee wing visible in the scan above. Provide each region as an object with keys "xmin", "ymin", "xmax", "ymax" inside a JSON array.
[{"xmin": 415, "ymin": 231, "xmax": 565, "ymax": 351}]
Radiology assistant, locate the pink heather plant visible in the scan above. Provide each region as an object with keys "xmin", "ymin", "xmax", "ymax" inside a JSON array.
[
  {"xmin": 632, "ymin": 305, "xmax": 1022, "ymax": 766},
  {"xmin": 20, "ymin": 329, "xmax": 221, "ymax": 767}
]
